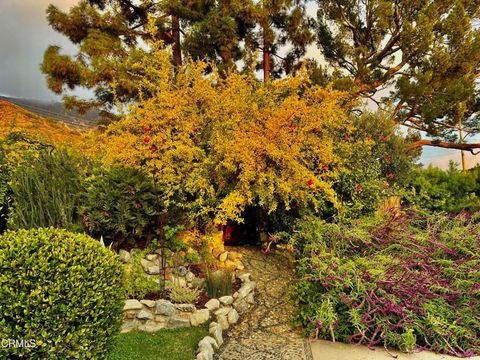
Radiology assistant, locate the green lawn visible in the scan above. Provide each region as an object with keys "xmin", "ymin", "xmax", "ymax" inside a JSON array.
[{"xmin": 107, "ymin": 327, "xmax": 208, "ymax": 360}]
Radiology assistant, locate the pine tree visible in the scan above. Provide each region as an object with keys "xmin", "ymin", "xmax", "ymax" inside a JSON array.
[{"xmin": 315, "ymin": 0, "xmax": 480, "ymax": 151}]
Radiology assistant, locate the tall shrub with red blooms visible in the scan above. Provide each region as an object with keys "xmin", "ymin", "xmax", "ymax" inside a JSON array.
[
  {"xmin": 292, "ymin": 211, "xmax": 480, "ymax": 356},
  {"xmin": 89, "ymin": 20, "xmax": 358, "ymax": 226}
]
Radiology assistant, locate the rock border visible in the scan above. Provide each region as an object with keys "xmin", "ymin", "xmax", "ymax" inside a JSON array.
[
  {"xmin": 195, "ymin": 272, "xmax": 256, "ymax": 360},
  {"xmin": 120, "ymin": 272, "xmax": 255, "ymax": 337}
]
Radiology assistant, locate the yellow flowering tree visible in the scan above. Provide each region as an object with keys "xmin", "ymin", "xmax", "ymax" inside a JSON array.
[{"xmin": 97, "ymin": 25, "xmax": 352, "ymax": 225}]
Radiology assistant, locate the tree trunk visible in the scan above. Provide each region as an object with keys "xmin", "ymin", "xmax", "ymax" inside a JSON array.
[
  {"xmin": 171, "ymin": 15, "xmax": 182, "ymax": 68},
  {"xmin": 263, "ymin": 28, "xmax": 270, "ymax": 82}
]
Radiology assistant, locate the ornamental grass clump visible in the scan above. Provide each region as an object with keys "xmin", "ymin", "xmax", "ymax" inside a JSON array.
[
  {"xmin": 205, "ymin": 269, "xmax": 233, "ymax": 298},
  {"xmin": 292, "ymin": 211, "xmax": 480, "ymax": 357}
]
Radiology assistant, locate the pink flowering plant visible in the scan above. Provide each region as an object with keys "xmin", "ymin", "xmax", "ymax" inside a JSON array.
[{"xmin": 291, "ymin": 211, "xmax": 480, "ymax": 356}]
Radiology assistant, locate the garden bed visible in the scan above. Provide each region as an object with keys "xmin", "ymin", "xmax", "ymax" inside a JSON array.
[{"xmin": 292, "ymin": 211, "xmax": 480, "ymax": 357}]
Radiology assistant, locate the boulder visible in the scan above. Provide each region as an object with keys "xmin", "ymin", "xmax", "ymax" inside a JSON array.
[
  {"xmin": 146, "ymin": 265, "xmax": 161, "ymax": 275},
  {"xmin": 155, "ymin": 300, "xmax": 176, "ymax": 316},
  {"xmin": 167, "ymin": 316, "xmax": 191, "ymax": 328},
  {"xmin": 130, "ymin": 248, "xmax": 142, "ymax": 258},
  {"xmin": 209, "ymin": 323, "xmax": 223, "ymax": 347},
  {"xmin": 140, "ymin": 299, "xmax": 156, "ymax": 308},
  {"xmin": 246, "ymin": 292, "xmax": 255, "ymax": 305},
  {"xmin": 227, "ymin": 308, "xmax": 239, "ymax": 325},
  {"xmin": 196, "ymin": 352, "xmax": 210, "ymax": 360},
  {"xmin": 141, "ymin": 258, "xmax": 155, "ymax": 272},
  {"xmin": 171, "ymin": 275, "xmax": 187, "ymax": 287},
  {"xmin": 118, "ymin": 249, "xmax": 131, "ymax": 263},
  {"xmin": 238, "ymin": 282, "xmax": 255, "ymax": 299},
  {"xmin": 219, "ymin": 295, "xmax": 234, "ymax": 306},
  {"xmin": 214, "ymin": 307, "xmax": 231, "ymax": 317},
  {"xmin": 120, "ymin": 319, "xmax": 138, "ymax": 333},
  {"xmin": 197, "ymin": 337, "xmax": 215, "ymax": 359},
  {"xmin": 123, "ymin": 299, "xmax": 142, "ymax": 311},
  {"xmin": 238, "ymin": 273, "xmax": 251, "ymax": 282},
  {"xmin": 124, "ymin": 310, "xmax": 137, "ymax": 319},
  {"xmin": 137, "ymin": 309, "xmax": 154, "ymax": 320},
  {"xmin": 186, "ymin": 271, "xmax": 195, "ymax": 282},
  {"xmin": 217, "ymin": 314, "xmax": 229, "ymax": 330},
  {"xmin": 190, "ymin": 309, "xmax": 210, "ymax": 326},
  {"xmin": 199, "ymin": 336, "xmax": 219, "ymax": 350},
  {"xmin": 138, "ymin": 320, "xmax": 165, "ymax": 333},
  {"xmin": 146, "ymin": 254, "xmax": 158, "ymax": 261},
  {"xmin": 205, "ymin": 298, "xmax": 220, "ymax": 311},
  {"xmin": 233, "ymin": 299, "xmax": 249, "ymax": 314}
]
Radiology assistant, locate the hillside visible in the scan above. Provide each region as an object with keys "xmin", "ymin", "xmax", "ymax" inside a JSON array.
[
  {"xmin": 0, "ymin": 96, "xmax": 99, "ymax": 129},
  {"xmin": 0, "ymin": 100, "xmax": 83, "ymax": 145}
]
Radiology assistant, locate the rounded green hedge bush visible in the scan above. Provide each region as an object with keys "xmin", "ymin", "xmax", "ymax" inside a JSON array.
[{"xmin": 0, "ymin": 228, "xmax": 125, "ymax": 359}]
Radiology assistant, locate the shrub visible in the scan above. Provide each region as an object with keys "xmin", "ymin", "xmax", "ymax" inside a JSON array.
[
  {"xmin": 331, "ymin": 112, "xmax": 418, "ymax": 218},
  {"xmin": 205, "ymin": 269, "xmax": 233, "ymax": 298},
  {"xmin": 168, "ymin": 282, "xmax": 201, "ymax": 304},
  {"xmin": 291, "ymin": 212, "xmax": 480, "ymax": 357},
  {"xmin": 81, "ymin": 167, "xmax": 161, "ymax": 249},
  {"xmin": 404, "ymin": 162, "xmax": 480, "ymax": 213},
  {"xmin": 96, "ymin": 27, "xmax": 355, "ymax": 226},
  {"xmin": 8, "ymin": 149, "xmax": 86, "ymax": 231},
  {"xmin": 0, "ymin": 132, "xmax": 64, "ymax": 233},
  {"xmin": 124, "ymin": 251, "xmax": 159, "ymax": 299},
  {"xmin": 0, "ymin": 228, "xmax": 125, "ymax": 359}
]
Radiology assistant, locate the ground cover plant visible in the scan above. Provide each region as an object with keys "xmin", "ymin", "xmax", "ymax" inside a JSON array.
[{"xmin": 292, "ymin": 211, "xmax": 480, "ymax": 356}]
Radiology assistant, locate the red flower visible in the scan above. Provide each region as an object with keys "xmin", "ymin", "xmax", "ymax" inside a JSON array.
[
  {"xmin": 149, "ymin": 145, "xmax": 157, "ymax": 152},
  {"xmin": 380, "ymin": 135, "xmax": 388, "ymax": 142},
  {"xmin": 289, "ymin": 124, "xmax": 296, "ymax": 131},
  {"xmin": 355, "ymin": 184, "xmax": 362, "ymax": 192},
  {"xmin": 307, "ymin": 179, "xmax": 314, "ymax": 187},
  {"xmin": 384, "ymin": 155, "xmax": 392, "ymax": 162},
  {"xmin": 383, "ymin": 182, "xmax": 390, "ymax": 189},
  {"xmin": 322, "ymin": 165, "xmax": 329, "ymax": 172},
  {"xmin": 133, "ymin": 202, "xmax": 142, "ymax": 209},
  {"xmin": 144, "ymin": 125, "xmax": 150, "ymax": 132},
  {"xmin": 387, "ymin": 173, "xmax": 396, "ymax": 180},
  {"xmin": 144, "ymin": 135, "xmax": 151, "ymax": 144}
]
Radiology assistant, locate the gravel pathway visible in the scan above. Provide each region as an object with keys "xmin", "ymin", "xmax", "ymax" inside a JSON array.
[{"xmin": 217, "ymin": 246, "xmax": 313, "ymax": 360}]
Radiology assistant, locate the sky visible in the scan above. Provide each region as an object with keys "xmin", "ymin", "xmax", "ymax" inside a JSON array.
[
  {"xmin": 0, "ymin": 0, "xmax": 81, "ymax": 101},
  {"xmin": 0, "ymin": 0, "xmax": 477, "ymax": 169}
]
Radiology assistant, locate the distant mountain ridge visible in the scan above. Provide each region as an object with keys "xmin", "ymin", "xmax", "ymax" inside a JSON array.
[
  {"xmin": 0, "ymin": 100, "xmax": 82, "ymax": 145},
  {"xmin": 0, "ymin": 96, "xmax": 98, "ymax": 130}
]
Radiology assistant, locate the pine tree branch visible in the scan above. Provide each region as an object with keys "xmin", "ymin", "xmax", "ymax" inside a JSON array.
[{"xmin": 409, "ymin": 140, "xmax": 480, "ymax": 154}]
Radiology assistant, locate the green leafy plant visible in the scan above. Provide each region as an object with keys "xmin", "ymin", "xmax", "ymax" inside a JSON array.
[
  {"xmin": 404, "ymin": 162, "xmax": 480, "ymax": 213},
  {"xmin": 124, "ymin": 250, "xmax": 159, "ymax": 299},
  {"xmin": 8, "ymin": 148, "xmax": 86, "ymax": 231},
  {"xmin": 0, "ymin": 228, "xmax": 125, "ymax": 359},
  {"xmin": 205, "ymin": 269, "xmax": 233, "ymax": 298},
  {"xmin": 168, "ymin": 283, "xmax": 200, "ymax": 304},
  {"xmin": 81, "ymin": 167, "xmax": 161, "ymax": 249}
]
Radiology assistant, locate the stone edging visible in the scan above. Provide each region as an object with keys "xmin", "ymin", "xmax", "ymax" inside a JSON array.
[{"xmin": 195, "ymin": 272, "xmax": 256, "ymax": 360}]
